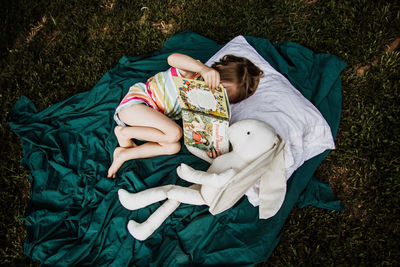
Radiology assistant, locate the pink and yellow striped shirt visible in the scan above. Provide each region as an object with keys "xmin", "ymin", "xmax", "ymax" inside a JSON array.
[{"xmin": 114, "ymin": 67, "xmax": 200, "ymax": 125}]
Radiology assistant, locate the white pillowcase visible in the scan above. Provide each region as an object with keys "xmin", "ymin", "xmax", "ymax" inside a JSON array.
[{"xmin": 205, "ymin": 36, "xmax": 335, "ymax": 206}]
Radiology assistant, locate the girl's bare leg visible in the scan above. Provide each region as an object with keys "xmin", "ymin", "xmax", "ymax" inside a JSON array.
[
  {"xmin": 108, "ymin": 104, "xmax": 182, "ymax": 178},
  {"xmin": 114, "ymin": 126, "xmax": 137, "ymax": 148},
  {"xmin": 108, "ymin": 142, "xmax": 180, "ymax": 178}
]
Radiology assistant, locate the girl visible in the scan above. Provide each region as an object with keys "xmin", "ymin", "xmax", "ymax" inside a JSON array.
[{"xmin": 107, "ymin": 53, "xmax": 263, "ymax": 178}]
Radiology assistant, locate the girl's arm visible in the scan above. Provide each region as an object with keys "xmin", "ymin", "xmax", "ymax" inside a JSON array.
[{"xmin": 167, "ymin": 53, "xmax": 220, "ymax": 89}]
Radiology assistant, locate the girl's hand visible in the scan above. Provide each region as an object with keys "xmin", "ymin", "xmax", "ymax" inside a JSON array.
[
  {"xmin": 206, "ymin": 148, "xmax": 221, "ymax": 159},
  {"xmin": 200, "ymin": 66, "xmax": 220, "ymax": 89}
]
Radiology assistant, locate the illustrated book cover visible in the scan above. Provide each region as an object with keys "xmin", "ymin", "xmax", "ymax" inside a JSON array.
[{"xmin": 174, "ymin": 77, "xmax": 230, "ymax": 154}]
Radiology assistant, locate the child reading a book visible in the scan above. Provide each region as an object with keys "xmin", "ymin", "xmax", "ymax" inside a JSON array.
[{"xmin": 107, "ymin": 53, "xmax": 263, "ymax": 178}]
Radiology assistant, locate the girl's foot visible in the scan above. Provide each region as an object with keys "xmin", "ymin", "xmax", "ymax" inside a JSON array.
[
  {"xmin": 108, "ymin": 147, "xmax": 130, "ymax": 178},
  {"xmin": 114, "ymin": 126, "xmax": 137, "ymax": 148}
]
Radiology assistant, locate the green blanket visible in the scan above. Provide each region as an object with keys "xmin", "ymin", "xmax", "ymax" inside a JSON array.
[{"xmin": 8, "ymin": 31, "xmax": 346, "ymax": 266}]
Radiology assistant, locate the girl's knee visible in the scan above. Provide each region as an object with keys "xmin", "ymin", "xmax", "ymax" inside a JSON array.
[
  {"xmin": 167, "ymin": 125, "xmax": 182, "ymax": 143},
  {"xmin": 163, "ymin": 142, "xmax": 181, "ymax": 155}
]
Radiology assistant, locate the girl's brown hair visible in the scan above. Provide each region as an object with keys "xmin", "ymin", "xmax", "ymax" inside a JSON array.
[{"xmin": 211, "ymin": 55, "xmax": 263, "ymax": 103}]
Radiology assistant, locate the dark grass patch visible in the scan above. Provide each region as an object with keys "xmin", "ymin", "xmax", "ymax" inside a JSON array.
[{"xmin": 1, "ymin": 0, "xmax": 399, "ymax": 265}]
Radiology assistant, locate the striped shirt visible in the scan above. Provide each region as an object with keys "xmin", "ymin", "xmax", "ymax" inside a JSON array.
[{"xmin": 114, "ymin": 67, "xmax": 200, "ymax": 125}]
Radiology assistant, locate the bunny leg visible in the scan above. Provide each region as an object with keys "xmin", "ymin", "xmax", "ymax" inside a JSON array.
[
  {"xmin": 166, "ymin": 184, "xmax": 206, "ymax": 205},
  {"xmin": 127, "ymin": 199, "xmax": 181, "ymax": 241},
  {"xmin": 118, "ymin": 186, "xmax": 172, "ymax": 210}
]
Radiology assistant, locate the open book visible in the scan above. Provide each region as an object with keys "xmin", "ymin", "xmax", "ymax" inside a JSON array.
[{"xmin": 174, "ymin": 77, "xmax": 230, "ymax": 154}]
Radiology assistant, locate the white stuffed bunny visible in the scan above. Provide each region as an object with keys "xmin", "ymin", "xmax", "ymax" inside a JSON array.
[{"xmin": 118, "ymin": 119, "xmax": 286, "ymax": 240}]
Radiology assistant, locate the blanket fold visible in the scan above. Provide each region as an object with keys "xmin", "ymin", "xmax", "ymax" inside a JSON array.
[{"xmin": 8, "ymin": 31, "xmax": 346, "ymax": 266}]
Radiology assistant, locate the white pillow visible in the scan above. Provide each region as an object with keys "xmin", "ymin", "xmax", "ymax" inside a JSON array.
[{"xmin": 205, "ymin": 36, "xmax": 335, "ymax": 205}]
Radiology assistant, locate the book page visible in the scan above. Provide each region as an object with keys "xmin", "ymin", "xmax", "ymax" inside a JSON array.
[
  {"xmin": 186, "ymin": 89, "xmax": 217, "ymax": 110},
  {"xmin": 182, "ymin": 110, "xmax": 229, "ymax": 154},
  {"xmin": 174, "ymin": 77, "xmax": 230, "ymax": 119}
]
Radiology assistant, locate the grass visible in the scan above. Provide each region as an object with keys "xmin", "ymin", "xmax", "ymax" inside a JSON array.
[{"xmin": 1, "ymin": 0, "xmax": 399, "ymax": 265}]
